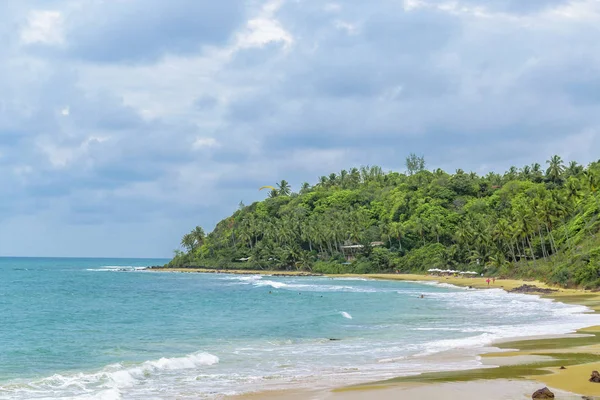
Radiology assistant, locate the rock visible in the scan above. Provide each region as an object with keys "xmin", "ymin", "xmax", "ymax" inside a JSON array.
[
  {"xmin": 590, "ymin": 370, "xmax": 600, "ymax": 383},
  {"xmin": 582, "ymin": 396, "xmax": 593, "ymax": 400},
  {"xmin": 532, "ymin": 387, "xmax": 555, "ymax": 399},
  {"xmin": 560, "ymin": 366, "xmax": 566, "ymax": 369},
  {"xmin": 509, "ymin": 284, "xmax": 558, "ymax": 294}
]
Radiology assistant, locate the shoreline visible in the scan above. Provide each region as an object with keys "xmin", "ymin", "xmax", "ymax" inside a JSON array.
[
  {"xmin": 145, "ymin": 266, "xmax": 323, "ymax": 277},
  {"xmin": 149, "ymin": 268, "xmax": 600, "ymax": 397}
]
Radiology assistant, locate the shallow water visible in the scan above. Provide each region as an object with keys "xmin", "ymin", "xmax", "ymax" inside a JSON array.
[{"xmin": 1, "ymin": 258, "xmax": 599, "ymax": 399}]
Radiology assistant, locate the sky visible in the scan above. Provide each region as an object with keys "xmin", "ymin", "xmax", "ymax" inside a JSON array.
[{"xmin": 1, "ymin": 0, "xmax": 600, "ymax": 258}]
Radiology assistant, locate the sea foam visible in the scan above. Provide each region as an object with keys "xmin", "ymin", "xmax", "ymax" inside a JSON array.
[{"xmin": 1, "ymin": 352, "xmax": 219, "ymax": 399}]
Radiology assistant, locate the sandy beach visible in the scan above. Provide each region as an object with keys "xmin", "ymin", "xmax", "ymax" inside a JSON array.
[{"xmin": 153, "ymin": 268, "xmax": 600, "ymax": 399}]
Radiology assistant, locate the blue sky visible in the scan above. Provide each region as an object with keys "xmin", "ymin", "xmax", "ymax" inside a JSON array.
[{"xmin": 1, "ymin": 0, "xmax": 599, "ymax": 257}]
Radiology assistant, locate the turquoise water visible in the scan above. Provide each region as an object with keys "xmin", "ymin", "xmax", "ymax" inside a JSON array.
[{"xmin": 1, "ymin": 258, "xmax": 599, "ymax": 399}]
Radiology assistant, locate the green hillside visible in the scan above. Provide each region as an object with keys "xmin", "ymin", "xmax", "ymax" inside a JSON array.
[{"xmin": 169, "ymin": 155, "xmax": 600, "ymax": 288}]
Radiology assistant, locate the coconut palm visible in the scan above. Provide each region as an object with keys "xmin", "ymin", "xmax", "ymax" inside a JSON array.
[
  {"xmin": 531, "ymin": 163, "xmax": 544, "ymax": 183},
  {"xmin": 520, "ymin": 165, "xmax": 531, "ymax": 180},
  {"xmin": 277, "ymin": 180, "xmax": 291, "ymax": 196},
  {"xmin": 180, "ymin": 233, "xmax": 195, "ymax": 252},
  {"xmin": 191, "ymin": 226, "xmax": 205, "ymax": 247},
  {"xmin": 565, "ymin": 161, "xmax": 582, "ymax": 177},
  {"xmin": 546, "ymin": 155, "xmax": 565, "ymax": 184},
  {"xmin": 300, "ymin": 182, "xmax": 311, "ymax": 194}
]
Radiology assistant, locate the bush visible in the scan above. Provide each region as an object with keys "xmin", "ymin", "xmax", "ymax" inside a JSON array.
[
  {"xmin": 313, "ymin": 261, "xmax": 348, "ymax": 274},
  {"xmin": 397, "ymin": 243, "xmax": 446, "ymax": 272}
]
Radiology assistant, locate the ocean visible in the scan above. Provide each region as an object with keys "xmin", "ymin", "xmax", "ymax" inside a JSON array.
[{"xmin": 1, "ymin": 257, "xmax": 599, "ymax": 399}]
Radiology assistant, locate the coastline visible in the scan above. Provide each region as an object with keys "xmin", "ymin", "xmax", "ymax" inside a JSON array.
[
  {"xmin": 153, "ymin": 268, "xmax": 600, "ymax": 398},
  {"xmin": 145, "ymin": 266, "xmax": 323, "ymax": 277}
]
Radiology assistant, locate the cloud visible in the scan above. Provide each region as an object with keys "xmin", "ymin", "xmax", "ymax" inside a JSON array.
[
  {"xmin": 64, "ymin": 0, "xmax": 247, "ymax": 63},
  {"xmin": 0, "ymin": 0, "xmax": 599, "ymax": 257},
  {"xmin": 193, "ymin": 137, "xmax": 220, "ymax": 149},
  {"xmin": 20, "ymin": 10, "xmax": 64, "ymax": 46}
]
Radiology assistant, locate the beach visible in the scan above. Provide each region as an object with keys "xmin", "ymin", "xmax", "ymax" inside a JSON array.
[
  {"xmin": 4, "ymin": 260, "xmax": 600, "ymax": 399},
  {"xmin": 154, "ymin": 268, "xmax": 600, "ymax": 399}
]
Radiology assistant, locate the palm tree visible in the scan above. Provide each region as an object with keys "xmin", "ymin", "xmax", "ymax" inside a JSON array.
[
  {"xmin": 181, "ymin": 226, "xmax": 205, "ymax": 252},
  {"xmin": 328, "ymin": 173, "xmax": 338, "ymax": 186},
  {"xmin": 504, "ymin": 166, "xmax": 518, "ymax": 181},
  {"xmin": 411, "ymin": 217, "xmax": 427, "ymax": 246},
  {"xmin": 349, "ymin": 168, "xmax": 360, "ymax": 186},
  {"xmin": 565, "ymin": 177, "xmax": 582, "ymax": 205},
  {"xmin": 180, "ymin": 233, "xmax": 195, "ymax": 252},
  {"xmin": 520, "ymin": 165, "xmax": 531, "ymax": 180},
  {"xmin": 565, "ymin": 161, "xmax": 582, "ymax": 177},
  {"xmin": 531, "ymin": 163, "xmax": 544, "ymax": 183},
  {"xmin": 454, "ymin": 223, "xmax": 473, "ymax": 255},
  {"xmin": 584, "ymin": 170, "xmax": 599, "ymax": 193},
  {"xmin": 277, "ymin": 180, "xmax": 291, "ymax": 196},
  {"xmin": 390, "ymin": 222, "xmax": 405, "ymax": 251},
  {"xmin": 300, "ymin": 182, "xmax": 311, "ymax": 194},
  {"xmin": 546, "ymin": 155, "xmax": 565, "ymax": 184},
  {"xmin": 339, "ymin": 170, "xmax": 348, "ymax": 187},
  {"xmin": 191, "ymin": 226, "xmax": 205, "ymax": 247}
]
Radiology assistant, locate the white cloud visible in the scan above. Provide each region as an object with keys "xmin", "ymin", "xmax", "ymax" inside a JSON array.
[
  {"xmin": 546, "ymin": 0, "xmax": 600, "ymax": 21},
  {"xmin": 20, "ymin": 10, "xmax": 64, "ymax": 46},
  {"xmin": 403, "ymin": 0, "xmax": 426, "ymax": 12},
  {"xmin": 334, "ymin": 20, "xmax": 359, "ymax": 35},
  {"xmin": 238, "ymin": 18, "xmax": 293, "ymax": 48},
  {"xmin": 61, "ymin": 106, "xmax": 70, "ymax": 116},
  {"xmin": 38, "ymin": 136, "xmax": 109, "ymax": 168},
  {"xmin": 235, "ymin": 0, "xmax": 292, "ymax": 49},
  {"xmin": 193, "ymin": 137, "xmax": 220, "ymax": 149}
]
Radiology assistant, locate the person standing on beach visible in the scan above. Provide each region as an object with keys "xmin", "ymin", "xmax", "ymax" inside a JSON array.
[{"xmin": 486, "ymin": 278, "xmax": 490, "ymax": 287}]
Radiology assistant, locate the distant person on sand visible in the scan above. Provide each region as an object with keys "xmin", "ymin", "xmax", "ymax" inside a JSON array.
[
  {"xmin": 493, "ymin": 277, "xmax": 496, "ymax": 284},
  {"xmin": 486, "ymin": 278, "xmax": 490, "ymax": 287}
]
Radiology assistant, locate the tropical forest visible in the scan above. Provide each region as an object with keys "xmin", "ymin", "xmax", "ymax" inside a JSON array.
[{"xmin": 169, "ymin": 155, "xmax": 600, "ymax": 288}]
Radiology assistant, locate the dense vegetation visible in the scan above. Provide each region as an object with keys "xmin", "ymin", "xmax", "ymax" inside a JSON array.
[{"xmin": 169, "ymin": 155, "xmax": 600, "ymax": 288}]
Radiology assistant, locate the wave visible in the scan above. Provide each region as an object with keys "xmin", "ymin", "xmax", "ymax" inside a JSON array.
[
  {"xmin": 86, "ymin": 266, "xmax": 147, "ymax": 272},
  {"xmin": 0, "ymin": 352, "xmax": 218, "ymax": 399},
  {"xmin": 255, "ymin": 280, "xmax": 289, "ymax": 289},
  {"xmin": 340, "ymin": 311, "xmax": 353, "ymax": 319},
  {"xmin": 405, "ymin": 280, "xmax": 472, "ymax": 290},
  {"xmin": 254, "ymin": 281, "xmax": 379, "ymax": 293},
  {"xmin": 227, "ymin": 275, "xmax": 264, "ymax": 282}
]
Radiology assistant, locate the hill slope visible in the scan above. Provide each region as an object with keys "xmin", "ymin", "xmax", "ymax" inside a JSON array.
[{"xmin": 169, "ymin": 156, "xmax": 600, "ymax": 288}]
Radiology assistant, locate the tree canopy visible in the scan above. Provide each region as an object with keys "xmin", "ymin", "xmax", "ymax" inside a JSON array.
[{"xmin": 169, "ymin": 156, "xmax": 600, "ymax": 288}]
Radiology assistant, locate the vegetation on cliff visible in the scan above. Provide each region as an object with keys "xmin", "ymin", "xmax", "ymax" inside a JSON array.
[{"xmin": 170, "ymin": 155, "xmax": 600, "ymax": 288}]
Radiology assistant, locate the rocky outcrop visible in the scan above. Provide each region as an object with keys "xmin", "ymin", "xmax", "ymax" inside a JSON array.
[
  {"xmin": 532, "ymin": 387, "xmax": 554, "ymax": 399},
  {"xmin": 590, "ymin": 370, "xmax": 600, "ymax": 383},
  {"xmin": 509, "ymin": 285, "xmax": 558, "ymax": 294}
]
